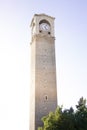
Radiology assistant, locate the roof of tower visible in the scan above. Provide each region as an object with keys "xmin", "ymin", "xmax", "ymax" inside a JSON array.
[
  {"xmin": 34, "ymin": 13, "xmax": 55, "ymax": 19},
  {"xmin": 30, "ymin": 13, "xmax": 55, "ymax": 27}
]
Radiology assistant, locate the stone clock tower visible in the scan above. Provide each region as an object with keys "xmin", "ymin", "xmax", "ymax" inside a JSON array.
[{"xmin": 30, "ymin": 14, "xmax": 57, "ymax": 130}]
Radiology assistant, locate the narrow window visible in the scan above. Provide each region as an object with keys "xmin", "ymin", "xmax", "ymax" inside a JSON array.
[
  {"xmin": 39, "ymin": 30, "xmax": 42, "ymax": 33},
  {"xmin": 48, "ymin": 32, "xmax": 51, "ymax": 34},
  {"xmin": 45, "ymin": 95, "xmax": 48, "ymax": 100},
  {"xmin": 44, "ymin": 95, "xmax": 48, "ymax": 101}
]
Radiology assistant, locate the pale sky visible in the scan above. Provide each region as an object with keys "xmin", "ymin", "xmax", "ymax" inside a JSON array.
[{"xmin": 0, "ymin": 0, "xmax": 87, "ymax": 130}]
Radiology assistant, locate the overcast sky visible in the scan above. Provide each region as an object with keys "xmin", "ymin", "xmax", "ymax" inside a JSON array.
[{"xmin": 0, "ymin": 0, "xmax": 87, "ymax": 130}]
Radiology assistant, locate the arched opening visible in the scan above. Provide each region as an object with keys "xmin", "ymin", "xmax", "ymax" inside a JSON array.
[
  {"xmin": 45, "ymin": 96, "xmax": 47, "ymax": 100},
  {"xmin": 39, "ymin": 19, "xmax": 50, "ymax": 26},
  {"xmin": 44, "ymin": 95, "xmax": 48, "ymax": 101}
]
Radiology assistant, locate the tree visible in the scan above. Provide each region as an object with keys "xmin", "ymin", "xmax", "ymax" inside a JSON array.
[
  {"xmin": 75, "ymin": 97, "xmax": 87, "ymax": 130},
  {"xmin": 38, "ymin": 97, "xmax": 87, "ymax": 130}
]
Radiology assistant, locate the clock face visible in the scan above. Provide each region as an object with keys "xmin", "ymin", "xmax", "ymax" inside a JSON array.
[{"xmin": 40, "ymin": 23, "xmax": 50, "ymax": 31}]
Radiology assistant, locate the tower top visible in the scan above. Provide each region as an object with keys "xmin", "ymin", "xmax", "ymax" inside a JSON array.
[
  {"xmin": 34, "ymin": 13, "xmax": 55, "ymax": 19},
  {"xmin": 30, "ymin": 13, "xmax": 55, "ymax": 27},
  {"xmin": 30, "ymin": 13, "xmax": 55, "ymax": 37}
]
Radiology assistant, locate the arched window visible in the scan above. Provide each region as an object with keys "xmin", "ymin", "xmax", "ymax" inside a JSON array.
[
  {"xmin": 39, "ymin": 19, "xmax": 50, "ymax": 26},
  {"xmin": 44, "ymin": 95, "xmax": 48, "ymax": 101},
  {"xmin": 39, "ymin": 19, "xmax": 51, "ymax": 34}
]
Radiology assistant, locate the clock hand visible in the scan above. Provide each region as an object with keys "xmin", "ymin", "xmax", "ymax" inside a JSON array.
[{"xmin": 45, "ymin": 25, "xmax": 48, "ymax": 30}]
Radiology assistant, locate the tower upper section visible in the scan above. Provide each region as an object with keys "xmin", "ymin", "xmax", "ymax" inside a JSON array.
[{"xmin": 30, "ymin": 14, "xmax": 55, "ymax": 37}]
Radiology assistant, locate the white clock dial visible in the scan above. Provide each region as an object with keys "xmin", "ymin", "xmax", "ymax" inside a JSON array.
[{"xmin": 40, "ymin": 23, "xmax": 50, "ymax": 31}]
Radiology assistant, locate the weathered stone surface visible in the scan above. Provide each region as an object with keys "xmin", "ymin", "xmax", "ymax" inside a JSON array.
[{"xmin": 30, "ymin": 14, "xmax": 57, "ymax": 130}]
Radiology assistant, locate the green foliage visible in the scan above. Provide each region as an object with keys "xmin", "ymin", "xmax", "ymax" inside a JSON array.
[
  {"xmin": 75, "ymin": 97, "xmax": 87, "ymax": 130},
  {"xmin": 38, "ymin": 97, "xmax": 87, "ymax": 130}
]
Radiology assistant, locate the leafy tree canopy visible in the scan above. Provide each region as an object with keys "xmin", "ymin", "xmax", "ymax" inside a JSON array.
[{"xmin": 38, "ymin": 97, "xmax": 87, "ymax": 130}]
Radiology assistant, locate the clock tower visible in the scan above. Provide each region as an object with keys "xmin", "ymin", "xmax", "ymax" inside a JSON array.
[{"xmin": 30, "ymin": 14, "xmax": 57, "ymax": 130}]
